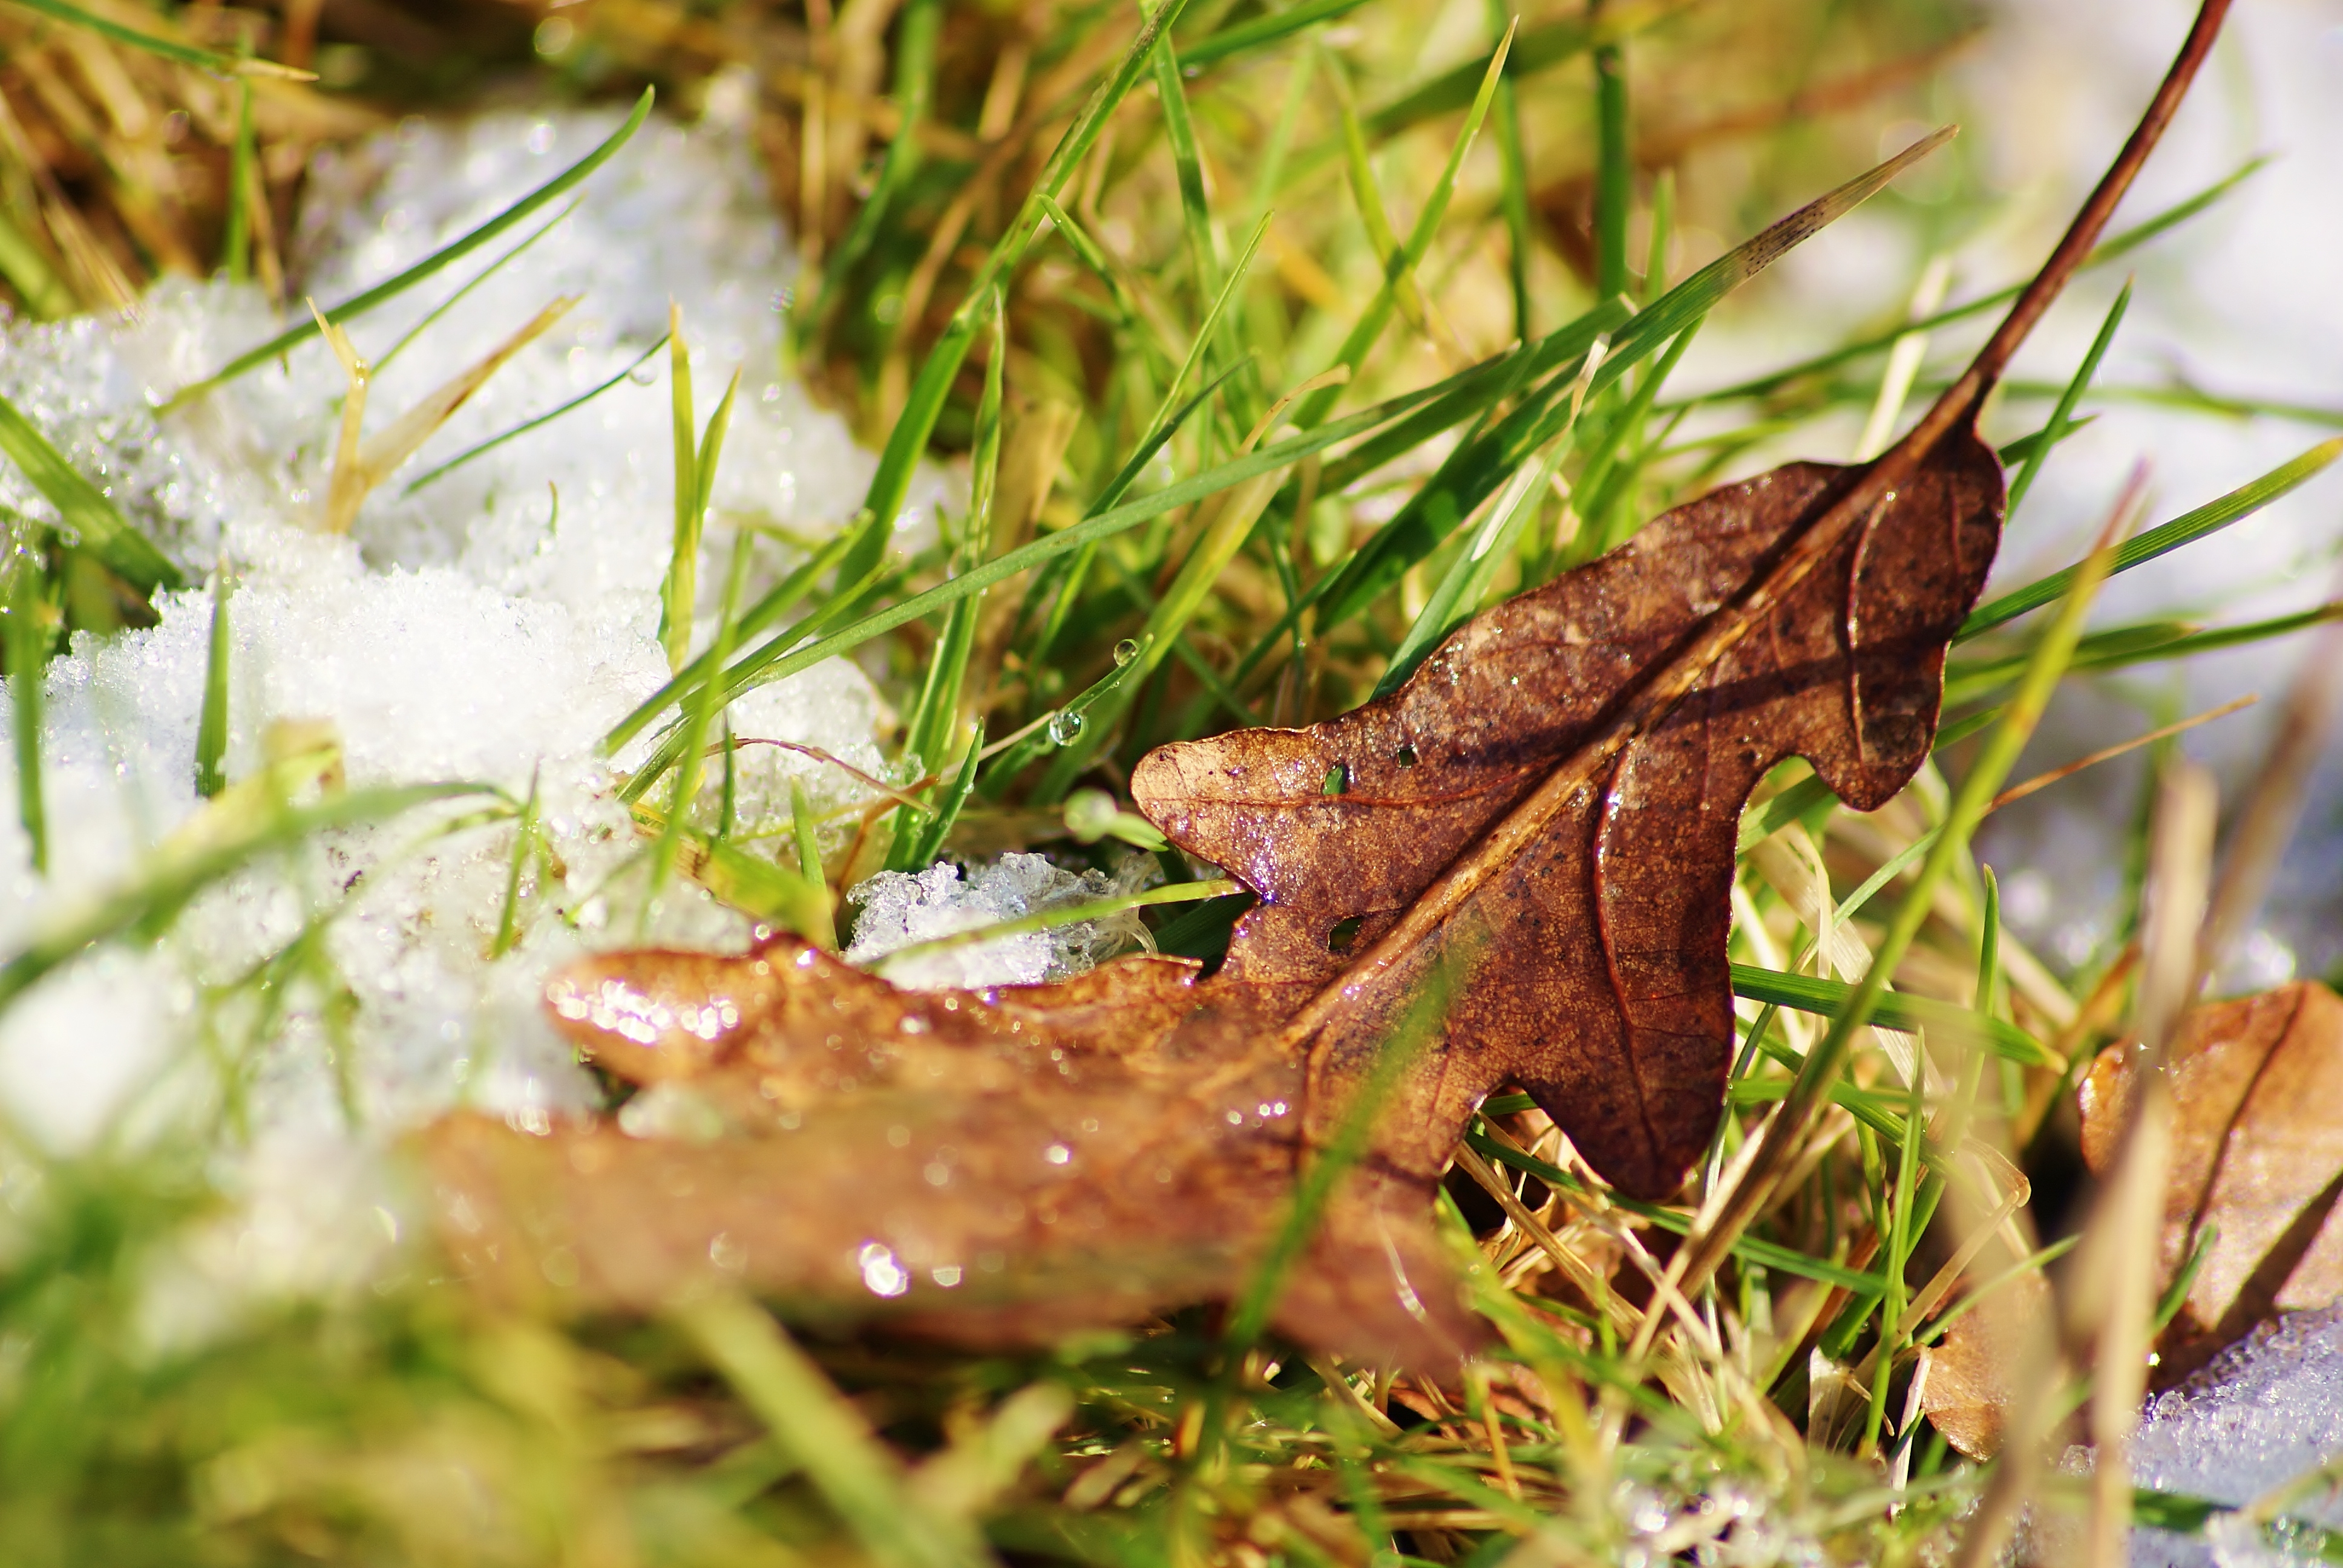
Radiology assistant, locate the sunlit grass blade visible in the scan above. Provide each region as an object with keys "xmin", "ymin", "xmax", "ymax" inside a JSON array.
[
  {"xmin": 1177, "ymin": 0, "xmax": 1368, "ymax": 68},
  {"xmin": 0, "ymin": 209, "xmax": 76, "ymax": 321},
  {"xmin": 661, "ymin": 312, "xmax": 700, "ymax": 674},
  {"xmin": 1308, "ymin": 131, "xmax": 1952, "ymax": 633},
  {"xmin": 1676, "ymin": 159, "xmax": 2268, "ymax": 411},
  {"xmin": 1727, "ymin": 964, "xmax": 2056, "ymax": 1068},
  {"xmin": 7, "ymin": 558, "xmax": 46, "ymax": 875},
  {"xmin": 222, "ymin": 77, "xmax": 255, "ymax": 283},
  {"xmin": 1362, "ymin": 0, "xmax": 1681, "ymax": 139},
  {"xmin": 2005, "ymin": 281, "xmax": 2129, "ymax": 515},
  {"xmin": 1591, "ymin": 22, "xmax": 1631, "ymax": 301},
  {"xmin": 1293, "ymin": 22, "xmax": 1515, "ymax": 428},
  {"xmin": 1574, "ymin": 318, "xmax": 1705, "ymax": 558},
  {"xmin": 811, "ymin": 0, "xmax": 939, "ymax": 333},
  {"xmin": 0, "ymin": 391, "xmax": 183, "ymax": 592},
  {"xmin": 166, "ymin": 89, "xmax": 652, "ymax": 407},
  {"xmin": 9, "ymin": 0, "xmax": 315, "ymax": 77},
  {"xmin": 491, "ymin": 765, "xmax": 540, "ymax": 959},
  {"xmin": 906, "ymin": 723, "xmax": 986, "ymax": 871},
  {"xmin": 677, "ymin": 1291, "xmax": 988, "ymax": 1568},
  {"xmin": 887, "ymin": 298, "xmax": 1003, "ymax": 871},
  {"xmin": 847, "ymin": 0, "xmax": 1202, "ymax": 592},
  {"xmin": 658, "ymin": 377, "xmax": 1449, "ymax": 756},
  {"xmin": 870, "ymin": 877, "xmax": 1236, "ymax": 977},
  {"xmin": 649, "ymin": 530, "xmax": 754, "ymax": 916},
  {"xmin": 195, "ymin": 569, "xmax": 230, "ymax": 800},
  {"xmin": 376, "ymin": 195, "xmax": 585, "ymax": 376},
  {"xmin": 603, "ymin": 524, "xmax": 859, "ymax": 756},
  {"xmin": 1151, "ymin": 24, "xmax": 1224, "ymax": 339},
  {"xmin": 1377, "ymin": 342, "xmax": 1607, "ymax": 696},
  {"xmin": 1960, "ymin": 436, "xmax": 2343, "ymax": 636}
]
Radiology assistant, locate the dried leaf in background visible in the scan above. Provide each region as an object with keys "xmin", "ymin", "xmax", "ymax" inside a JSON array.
[{"xmin": 2082, "ymin": 981, "xmax": 2343, "ymax": 1384}]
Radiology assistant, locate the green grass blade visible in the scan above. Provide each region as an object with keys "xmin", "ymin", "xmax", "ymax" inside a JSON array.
[
  {"xmin": 846, "ymin": 0, "xmax": 1202, "ymax": 594},
  {"xmin": 1293, "ymin": 23, "xmax": 1514, "ymax": 428},
  {"xmin": 376, "ymin": 195, "xmax": 584, "ymax": 377},
  {"xmin": 2005, "ymin": 281, "xmax": 2129, "ymax": 515},
  {"xmin": 0, "ymin": 391, "xmax": 182, "ymax": 593},
  {"xmin": 1674, "ymin": 159, "xmax": 2269, "ymax": 411},
  {"xmin": 649, "ymin": 529, "xmax": 753, "ymax": 914},
  {"xmin": 0, "ymin": 782, "xmax": 490, "ymax": 1014},
  {"xmin": 693, "ymin": 370, "xmax": 742, "ymax": 526},
  {"xmin": 0, "ymin": 209, "xmax": 76, "ymax": 321},
  {"xmin": 222, "ymin": 77, "xmax": 254, "ymax": 283},
  {"xmin": 166, "ymin": 89, "xmax": 653, "ymax": 407},
  {"xmin": 1726, "ymin": 964, "xmax": 2055, "ymax": 1068},
  {"xmin": 604, "ymin": 522, "xmax": 857, "ymax": 755},
  {"xmin": 1177, "ymin": 0, "xmax": 1368, "ymax": 68},
  {"xmin": 491, "ymin": 765, "xmax": 540, "ymax": 959},
  {"xmin": 8, "ymin": 0, "xmax": 311, "ymax": 77},
  {"xmin": 886, "ymin": 299, "xmax": 1003, "ymax": 871},
  {"xmin": 1960, "ymin": 436, "xmax": 2343, "ymax": 637},
  {"xmin": 675, "ymin": 1292, "xmax": 988, "ymax": 1568},
  {"xmin": 7, "ymin": 561, "xmax": 45, "ymax": 875},
  {"xmin": 1591, "ymin": 21, "xmax": 1631, "ymax": 301},
  {"xmin": 1309, "ymin": 130, "xmax": 1950, "ymax": 632},
  {"xmin": 403, "ymin": 333, "xmax": 668, "ymax": 495},
  {"xmin": 1150, "ymin": 21, "xmax": 1224, "ymax": 325},
  {"xmin": 1484, "ymin": 0, "xmax": 1534, "ymax": 342},
  {"xmin": 1362, "ymin": 1, "xmax": 1674, "ymax": 139},
  {"xmin": 1376, "ymin": 345, "xmax": 1604, "ymax": 696},
  {"xmin": 906, "ymin": 722, "xmax": 986, "ymax": 871},
  {"xmin": 811, "ymin": 0, "xmax": 940, "ymax": 331},
  {"xmin": 871, "ymin": 877, "xmax": 1237, "ymax": 974},
  {"xmin": 195, "ymin": 570, "xmax": 231, "ymax": 800},
  {"xmin": 660, "ymin": 322, "xmax": 700, "ymax": 674},
  {"xmin": 790, "ymin": 779, "xmax": 837, "ymax": 949},
  {"xmin": 1996, "ymin": 411, "xmax": 2099, "ymax": 469},
  {"xmin": 679, "ymin": 379, "xmax": 1445, "ymax": 733}
]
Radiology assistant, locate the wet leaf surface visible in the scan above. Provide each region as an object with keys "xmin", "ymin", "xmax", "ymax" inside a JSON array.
[
  {"xmin": 422, "ymin": 418, "xmax": 2004, "ymax": 1359},
  {"xmin": 441, "ymin": 77, "xmax": 2298, "ymax": 1356},
  {"xmin": 2081, "ymin": 981, "xmax": 2343, "ymax": 1385}
]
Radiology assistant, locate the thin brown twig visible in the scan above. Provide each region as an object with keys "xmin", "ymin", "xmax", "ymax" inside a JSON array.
[{"xmin": 1987, "ymin": 694, "xmax": 2258, "ymax": 813}]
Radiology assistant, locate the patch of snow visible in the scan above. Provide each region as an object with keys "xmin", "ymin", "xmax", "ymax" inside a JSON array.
[
  {"xmin": 0, "ymin": 106, "xmax": 918, "ymax": 1194},
  {"xmin": 845, "ymin": 852, "xmax": 1153, "ymax": 991},
  {"xmin": 2068, "ymin": 1306, "xmax": 2343, "ymax": 1567}
]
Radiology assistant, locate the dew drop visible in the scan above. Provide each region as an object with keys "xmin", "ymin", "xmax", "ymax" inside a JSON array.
[
  {"xmin": 1113, "ymin": 638, "xmax": 1141, "ymax": 667},
  {"xmin": 1047, "ymin": 710, "xmax": 1085, "ymax": 745},
  {"xmin": 857, "ymin": 1241, "xmax": 910, "ymax": 1297}
]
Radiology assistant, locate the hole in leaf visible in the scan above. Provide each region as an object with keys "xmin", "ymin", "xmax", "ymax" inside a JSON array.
[
  {"xmin": 1395, "ymin": 744, "xmax": 1418, "ymax": 768},
  {"xmin": 1327, "ymin": 916, "xmax": 1365, "ymax": 953},
  {"xmin": 1322, "ymin": 764, "xmax": 1348, "ymax": 795}
]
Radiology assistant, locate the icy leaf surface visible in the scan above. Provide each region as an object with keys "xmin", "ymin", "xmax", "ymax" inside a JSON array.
[{"xmin": 2083, "ymin": 982, "xmax": 2343, "ymax": 1384}]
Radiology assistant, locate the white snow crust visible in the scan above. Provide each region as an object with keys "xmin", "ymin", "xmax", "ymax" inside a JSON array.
[{"xmin": 0, "ymin": 105, "xmax": 923, "ymax": 1175}]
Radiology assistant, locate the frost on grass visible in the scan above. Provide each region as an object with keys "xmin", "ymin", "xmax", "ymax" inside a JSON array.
[
  {"xmin": 844, "ymin": 852, "xmax": 1156, "ymax": 991},
  {"xmin": 0, "ymin": 106, "xmax": 934, "ymax": 1215}
]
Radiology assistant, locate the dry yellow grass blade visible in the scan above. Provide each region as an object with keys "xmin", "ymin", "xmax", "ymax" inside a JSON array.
[{"xmin": 310, "ymin": 295, "xmax": 579, "ymax": 534}]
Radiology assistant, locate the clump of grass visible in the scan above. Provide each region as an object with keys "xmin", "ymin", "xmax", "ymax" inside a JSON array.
[{"xmin": 4, "ymin": 2, "xmax": 2343, "ymax": 1564}]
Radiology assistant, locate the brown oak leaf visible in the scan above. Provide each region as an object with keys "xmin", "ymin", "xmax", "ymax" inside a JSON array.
[
  {"xmin": 2081, "ymin": 981, "xmax": 2343, "ymax": 1386},
  {"xmin": 419, "ymin": 1, "xmax": 2232, "ymax": 1363}
]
